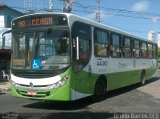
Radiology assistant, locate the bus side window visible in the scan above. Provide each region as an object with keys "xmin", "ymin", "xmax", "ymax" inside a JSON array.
[
  {"xmin": 152, "ymin": 44, "xmax": 157, "ymax": 58},
  {"xmin": 111, "ymin": 33, "xmax": 121, "ymax": 57},
  {"xmin": 123, "ymin": 37, "xmax": 132, "ymax": 58},
  {"xmin": 133, "ymin": 40, "xmax": 140, "ymax": 58},
  {"xmin": 94, "ymin": 29, "xmax": 109, "ymax": 57},
  {"xmin": 79, "ymin": 38, "xmax": 89, "ymax": 60},
  {"xmin": 72, "ymin": 21, "xmax": 91, "ymax": 71},
  {"xmin": 141, "ymin": 42, "xmax": 147, "ymax": 58},
  {"xmin": 148, "ymin": 43, "xmax": 153, "ymax": 58}
]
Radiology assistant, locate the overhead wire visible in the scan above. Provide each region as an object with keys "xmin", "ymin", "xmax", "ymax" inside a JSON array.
[
  {"xmin": 1, "ymin": 0, "xmax": 159, "ymax": 38},
  {"xmin": 72, "ymin": 2, "xmax": 160, "ymax": 19},
  {"xmin": 2, "ymin": 0, "xmax": 160, "ymax": 20}
]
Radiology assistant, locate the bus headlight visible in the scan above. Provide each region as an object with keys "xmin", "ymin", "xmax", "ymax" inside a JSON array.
[
  {"xmin": 48, "ymin": 76, "xmax": 68, "ymax": 89},
  {"xmin": 10, "ymin": 80, "xmax": 19, "ymax": 87},
  {"xmin": 10, "ymin": 80, "xmax": 15, "ymax": 85}
]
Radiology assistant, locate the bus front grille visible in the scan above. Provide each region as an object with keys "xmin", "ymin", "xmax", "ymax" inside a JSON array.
[{"xmin": 16, "ymin": 89, "xmax": 50, "ymax": 98}]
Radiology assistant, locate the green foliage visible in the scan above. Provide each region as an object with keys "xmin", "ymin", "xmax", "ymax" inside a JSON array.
[{"xmin": 158, "ymin": 48, "xmax": 160, "ymax": 58}]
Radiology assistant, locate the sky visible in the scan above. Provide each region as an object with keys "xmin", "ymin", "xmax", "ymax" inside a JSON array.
[{"xmin": 0, "ymin": 0, "xmax": 160, "ymax": 40}]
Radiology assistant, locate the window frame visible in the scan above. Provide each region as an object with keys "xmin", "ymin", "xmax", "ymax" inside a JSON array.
[
  {"xmin": 110, "ymin": 32, "xmax": 122, "ymax": 58},
  {"xmin": 94, "ymin": 28, "xmax": 110, "ymax": 57},
  {"xmin": 133, "ymin": 39, "xmax": 140, "ymax": 58},
  {"xmin": 123, "ymin": 36, "xmax": 132, "ymax": 58},
  {"xmin": 147, "ymin": 43, "xmax": 153, "ymax": 58},
  {"xmin": 141, "ymin": 41, "xmax": 148, "ymax": 59},
  {"xmin": 72, "ymin": 21, "xmax": 91, "ymax": 61},
  {"xmin": 152, "ymin": 44, "xmax": 157, "ymax": 58}
]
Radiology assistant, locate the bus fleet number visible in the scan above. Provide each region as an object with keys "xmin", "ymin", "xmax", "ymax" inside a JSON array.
[{"xmin": 97, "ymin": 60, "xmax": 108, "ymax": 67}]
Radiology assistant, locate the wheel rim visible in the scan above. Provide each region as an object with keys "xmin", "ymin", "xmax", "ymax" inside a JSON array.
[
  {"xmin": 141, "ymin": 73, "xmax": 146, "ymax": 85},
  {"xmin": 142, "ymin": 76, "xmax": 146, "ymax": 85}
]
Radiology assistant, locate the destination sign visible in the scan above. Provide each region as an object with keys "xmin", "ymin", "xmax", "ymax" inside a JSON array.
[
  {"xmin": 15, "ymin": 15, "xmax": 67, "ymax": 29},
  {"xmin": 31, "ymin": 17, "xmax": 53, "ymax": 26}
]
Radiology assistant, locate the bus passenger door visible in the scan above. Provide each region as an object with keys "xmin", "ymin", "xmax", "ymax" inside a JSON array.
[{"xmin": 71, "ymin": 22, "xmax": 92, "ymax": 99}]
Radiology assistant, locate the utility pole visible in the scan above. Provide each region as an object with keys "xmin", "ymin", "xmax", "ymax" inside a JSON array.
[
  {"xmin": 38, "ymin": 0, "xmax": 42, "ymax": 11},
  {"xmin": 24, "ymin": 0, "xmax": 32, "ymax": 13},
  {"xmin": 24, "ymin": 0, "xmax": 27, "ymax": 12},
  {"xmin": 63, "ymin": 0, "xmax": 73, "ymax": 13},
  {"xmin": 49, "ymin": 0, "xmax": 54, "ymax": 11},
  {"xmin": 152, "ymin": 16, "xmax": 159, "ymax": 42},
  {"xmin": 96, "ymin": 0, "xmax": 100, "ymax": 23}
]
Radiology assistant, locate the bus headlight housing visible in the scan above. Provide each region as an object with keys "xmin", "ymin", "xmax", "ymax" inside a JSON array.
[
  {"xmin": 10, "ymin": 80, "xmax": 19, "ymax": 87},
  {"xmin": 48, "ymin": 76, "xmax": 69, "ymax": 89}
]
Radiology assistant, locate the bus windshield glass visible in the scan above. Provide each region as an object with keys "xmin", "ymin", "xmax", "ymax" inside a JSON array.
[{"xmin": 12, "ymin": 30, "xmax": 70, "ymax": 70}]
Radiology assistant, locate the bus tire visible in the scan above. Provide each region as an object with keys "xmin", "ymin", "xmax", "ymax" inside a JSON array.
[
  {"xmin": 140, "ymin": 70, "xmax": 146, "ymax": 86},
  {"xmin": 92, "ymin": 77, "xmax": 107, "ymax": 101}
]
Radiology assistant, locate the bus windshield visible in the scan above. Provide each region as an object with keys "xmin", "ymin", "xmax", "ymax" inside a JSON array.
[{"xmin": 12, "ymin": 30, "xmax": 70, "ymax": 70}]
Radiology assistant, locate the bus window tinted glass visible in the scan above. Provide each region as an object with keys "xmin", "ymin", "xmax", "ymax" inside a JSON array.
[
  {"xmin": 148, "ymin": 44, "xmax": 153, "ymax": 58},
  {"xmin": 141, "ymin": 42, "xmax": 147, "ymax": 58},
  {"xmin": 12, "ymin": 30, "xmax": 70, "ymax": 70},
  {"xmin": 111, "ymin": 34, "xmax": 121, "ymax": 57},
  {"xmin": 123, "ymin": 37, "xmax": 132, "ymax": 58},
  {"xmin": 133, "ymin": 40, "xmax": 140, "ymax": 58},
  {"xmin": 94, "ymin": 29, "xmax": 109, "ymax": 57}
]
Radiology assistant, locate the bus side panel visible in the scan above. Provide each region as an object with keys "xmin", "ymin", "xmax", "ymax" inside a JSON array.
[
  {"xmin": 70, "ymin": 69, "xmax": 96, "ymax": 94},
  {"xmin": 107, "ymin": 67, "xmax": 157, "ymax": 91},
  {"xmin": 146, "ymin": 68, "xmax": 157, "ymax": 79},
  {"xmin": 107, "ymin": 70, "xmax": 141, "ymax": 91}
]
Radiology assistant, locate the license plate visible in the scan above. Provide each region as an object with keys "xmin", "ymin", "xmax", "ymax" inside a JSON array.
[{"xmin": 27, "ymin": 91, "xmax": 37, "ymax": 96}]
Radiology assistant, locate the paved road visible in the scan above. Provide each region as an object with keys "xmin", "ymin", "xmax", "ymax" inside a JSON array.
[{"xmin": 0, "ymin": 70, "xmax": 160, "ymax": 119}]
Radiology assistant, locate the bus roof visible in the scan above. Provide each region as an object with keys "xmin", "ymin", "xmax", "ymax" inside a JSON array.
[
  {"xmin": 12, "ymin": 12, "xmax": 157, "ymax": 45},
  {"xmin": 67, "ymin": 13, "xmax": 157, "ymax": 44}
]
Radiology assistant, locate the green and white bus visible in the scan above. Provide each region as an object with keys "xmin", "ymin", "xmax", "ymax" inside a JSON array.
[{"xmin": 10, "ymin": 13, "xmax": 157, "ymax": 101}]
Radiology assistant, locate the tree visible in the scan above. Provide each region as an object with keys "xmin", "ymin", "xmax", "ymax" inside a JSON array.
[{"xmin": 158, "ymin": 48, "xmax": 160, "ymax": 58}]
